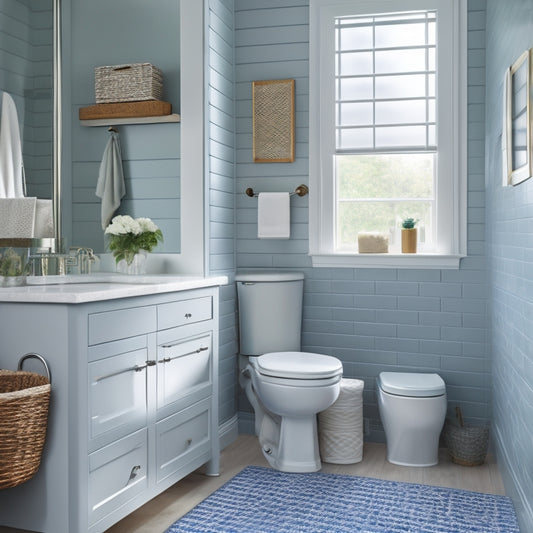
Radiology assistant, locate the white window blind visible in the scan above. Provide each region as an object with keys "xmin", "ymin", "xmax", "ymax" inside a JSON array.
[{"xmin": 335, "ymin": 11, "xmax": 437, "ymax": 154}]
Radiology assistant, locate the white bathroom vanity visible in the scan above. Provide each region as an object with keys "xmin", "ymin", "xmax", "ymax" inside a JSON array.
[{"xmin": 0, "ymin": 275, "xmax": 226, "ymax": 533}]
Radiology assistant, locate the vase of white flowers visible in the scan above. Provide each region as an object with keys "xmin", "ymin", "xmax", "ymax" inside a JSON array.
[{"xmin": 105, "ymin": 215, "xmax": 163, "ymax": 274}]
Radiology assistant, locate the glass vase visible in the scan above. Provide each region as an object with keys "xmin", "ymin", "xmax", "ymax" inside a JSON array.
[{"xmin": 116, "ymin": 249, "xmax": 148, "ymax": 275}]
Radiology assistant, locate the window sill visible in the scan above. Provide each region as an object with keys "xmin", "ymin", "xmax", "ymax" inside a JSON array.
[{"xmin": 310, "ymin": 253, "xmax": 465, "ymax": 269}]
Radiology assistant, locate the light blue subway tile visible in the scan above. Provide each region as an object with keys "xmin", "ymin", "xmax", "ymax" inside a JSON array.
[
  {"xmin": 397, "ymin": 353, "xmax": 441, "ymax": 369},
  {"xmin": 303, "ymin": 306, "xmax": 333, "ymax": 320},
  {"xmin": 331, "ymin": 280, "xmax": 375, "ymax": 295},
  {"xmin": 462, "ymin": 341, "xmax": 488, "ymax": 357},
  {"xmin": 303, "ymin": 319, "xmax": 353, "ymax": 335},
  {"xmin": 332, "ymin": 308, "xmax": 376, "ymax": 322},
  {"xmin": 419, "ymin": 282, "xmax": 462, "ymax": 297},
  {"xmin": 398, "ymin": 296, "xmax": 441, "ymax": 311},
  {"xmin": 376, "ymin": 309, "xmax": 419, "ymax": 325},
  {"xmin": 462, "ymin": 283, "xmax": 488, "ymax": 299},
  {"xmin": 375, "ymin": 337, "xmax": 419, "ymax": 353},
  {"xmin": 355, "ymin": 269, "xmax": 397, "ymax": 281},
  {"xmin": 398, "ymin": 269, "xmax": 441, "ymax": 282},
  {"xmin": 305, "ymin": 293, "xmax": 354, "ymax": 308},
  {"xmin": 442, "ymin": 326, "xmax": 486, "ymax": 343},
  {"xmin": 442, "ymin": 297, "xmax": 487, "ymax": 314},
  {"xmin": 354, "ymin": 322, "xmax": 397, "ymax": 337},
  {"xmin": 420, "ymin": 340, "xmax": 462, "ymax": 356},
  {"xmin": 441, "ymin": 356, "xmax": 490, "ymax": 373},
  {"xmin": 420, "ymin": 311, "xmax": 462, "ymax": 327},
  {"xmin": 354, "ymin": 295, "xmax": 397, "ymax": 309},
  {"xmin": 375, "ymin": 281, "xmax": 418, "ymax": 296},
  {"xmin": 398, "ymin": 324, "xmax": 441, "ymax": 340}
]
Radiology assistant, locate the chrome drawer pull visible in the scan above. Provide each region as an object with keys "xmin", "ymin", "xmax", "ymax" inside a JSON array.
[
  {"xmin": 128, "ymin": 465, "xmax": 142, "ymax": 483},
  {"xmin": 94, "ymin": 363, "xmax": 150, "ymax": 382},
  {"xmin": 158, "ymin": 345, "xmax": 209, "ymax": 363}
]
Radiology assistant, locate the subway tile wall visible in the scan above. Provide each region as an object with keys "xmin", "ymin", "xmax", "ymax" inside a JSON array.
[
  {"xmin": 234, "ymin": 0, "xmax": 490, "ymax": 440},
  {"xmin": 485, "ymin": 0, "xmax": 533, "ymax": 530}
]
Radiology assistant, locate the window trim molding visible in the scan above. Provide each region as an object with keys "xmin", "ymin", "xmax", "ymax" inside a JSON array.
[{"xmin": 309, "ymin": 0, "xmax": 467, "ymax": 269}]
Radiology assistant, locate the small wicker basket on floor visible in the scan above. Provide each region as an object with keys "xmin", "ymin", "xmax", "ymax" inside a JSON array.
[
  {"xmin": 0, "ymin": 354, "xmax": 51, "ymax": 489},
  {"xmin": 444, "ymin": 406, "xmax": 489, "ymax": 466}
]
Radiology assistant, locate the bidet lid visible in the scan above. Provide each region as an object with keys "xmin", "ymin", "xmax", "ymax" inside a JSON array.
[
  {"xmin": 378, "ymin": 372, "xmax": 445, "ymax": 397},
  {"xmin": 256, "ymin": 351, "xmax": 343, "ymax": 379}
]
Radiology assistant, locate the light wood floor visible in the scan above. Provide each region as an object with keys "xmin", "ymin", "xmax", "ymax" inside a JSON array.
[{"xmin": 0, "ymin": 435, "xmax": 505, "ymax": 533}]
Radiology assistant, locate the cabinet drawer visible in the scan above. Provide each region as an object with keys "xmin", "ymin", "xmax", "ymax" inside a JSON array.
[
  {"xmin": 157, "ymin": 333, "xmax": 212, "ymax": 415},
  {"xmin": 89, "ymin": 306, "xmax": 156, "ymax": 345},
  {"xmin": 88, "ymin": 348, "xmax": 149, "ymax": 448},
  {"xmin": 157, "ymin": 296, "xmax": 212, "ymax": 330},
  {"xmin": 156, "ymin": 398, "xmax": 210, "ymax": 483},
  {"xmin": 89, "ymin": 428, "xmax": 148, "ymax": 526}
]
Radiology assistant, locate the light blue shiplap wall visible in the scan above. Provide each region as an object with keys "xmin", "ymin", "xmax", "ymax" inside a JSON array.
[
  {"xmin": 234, "ymin": 0, "xmax": 490, "ymax": 440},
  {"xmin": 68, "ymin": 0, "xmax": 181, "ymax": 253},
  {"xmin": 207, "ymin": 0, "xmax": 237, "ymax": 426},
  {"xmin": 485, "ymin": 1, "xmax": 533, "ymax": 530}
]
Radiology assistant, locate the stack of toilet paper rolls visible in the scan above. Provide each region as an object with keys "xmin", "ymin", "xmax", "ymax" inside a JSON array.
[{"xmin": 318, "ymin": 378, "xmax": 364, "ymax": 464}]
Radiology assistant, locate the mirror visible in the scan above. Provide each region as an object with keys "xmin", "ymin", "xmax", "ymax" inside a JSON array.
[
  {"xmin": 68, "ymin": 0, "xmax": 181, "ymax": 255},
  {"xmin": 505, "ymin": 49, "xmax": 532, "ymax": 186},
  {"xmin": 0, "ymin": 2, "xmax": 55, "ymax": 239}
]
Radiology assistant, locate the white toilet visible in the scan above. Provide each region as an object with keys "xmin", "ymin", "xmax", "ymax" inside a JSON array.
[
  {"xmin": 236, "ymin": 271, "xmax": 343, "ymax": 473},
  {"xmin": 377, "ymin": 372, "xmax": 447, "ymax": 467}
]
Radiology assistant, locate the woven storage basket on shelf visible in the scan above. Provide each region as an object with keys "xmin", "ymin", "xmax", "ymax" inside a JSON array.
[
  {"xmin": 444, "ymin": 406, "xmax": 489, "ymax": 466},
  {"xmin": 0, "ymin": 368, "xmax": 50, "ymax": 489},
  {"xmin": 95, "ymin": 63, "xmax": 163, "ymax": 104},
  {"xmin": 318, "ymin": 378, "xmax": 364, "ymax": 464}
]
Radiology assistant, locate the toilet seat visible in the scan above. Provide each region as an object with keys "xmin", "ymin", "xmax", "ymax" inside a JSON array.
[
  {"xmin": 378, "ymin": 372, "xmax": 445, "ymax": 397},
  {"xmin": 255, "ymin": 351, "xmax": 343, "ymax": 380}
]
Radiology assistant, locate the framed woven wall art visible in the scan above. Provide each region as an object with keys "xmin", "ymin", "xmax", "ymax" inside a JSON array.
[{"xmin": 252, "ymin": 79, "xmax": 295, "ymax": 163}]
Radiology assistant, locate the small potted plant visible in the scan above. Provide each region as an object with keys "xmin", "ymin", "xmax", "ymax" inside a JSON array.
[
  {"xmin": 0, "ymin": 248, "xmax": 27, "ymax": 287},
  {"xmin": 401, "ymin": 217, "xmax": 418, "ymax": 253}
]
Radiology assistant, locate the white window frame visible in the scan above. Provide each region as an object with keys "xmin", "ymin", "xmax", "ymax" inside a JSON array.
[{"xmin": 309, "ymin": 0, "xmax": 467, "ymax": 269}]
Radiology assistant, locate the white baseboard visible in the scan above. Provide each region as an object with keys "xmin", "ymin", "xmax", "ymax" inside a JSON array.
[{"xmin": 219, "ymin": 414, "xmax": 239, "ymax": 450}]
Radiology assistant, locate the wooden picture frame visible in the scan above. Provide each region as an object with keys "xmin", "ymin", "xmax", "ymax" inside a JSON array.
[
  {"xmin": 505, "ymin": 49, "xmax": 532, "ymax": 186},
  {"xmin": 252, "ymin": 79, "xmax": 295, "ymax": 163}
]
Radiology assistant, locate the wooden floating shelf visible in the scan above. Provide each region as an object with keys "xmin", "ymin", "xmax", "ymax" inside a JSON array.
[
  {"xmin": 80, "ymin": 114, "xmax": 181, "ymax": 127},
  {"xmin": 79, "ymin": 100, "xmax": 181, "ymax": 127}
]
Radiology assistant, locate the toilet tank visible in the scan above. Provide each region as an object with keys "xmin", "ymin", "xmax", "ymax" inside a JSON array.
[{"xmin": 235, "ymin": 271, "xmax": 304, "ymax": 355}]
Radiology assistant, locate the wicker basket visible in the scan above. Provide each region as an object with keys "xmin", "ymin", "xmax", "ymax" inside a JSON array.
[
  {"xmin": 0, "ymin": 354, "xmax": 51, "ymax": 489},
  {"xmin": 444, "ymin": 407, "xmax": 489, "ymax": 466},
  {"xmin": 95, "ymin": 63, "xmax": 163, "ymax": 104}
]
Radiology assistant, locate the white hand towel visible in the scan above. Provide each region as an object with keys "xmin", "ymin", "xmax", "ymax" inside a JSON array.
[
  {"xmin": 257, "ymin": 192, "xmax": 290, "ymax": 239},
  {"xmin": 96, "ymin": 131, "xmax": 126, "ymax": 229},
  {"xmin": 0, "ymin": 92, "xmax": 24, "ymax": 198},
  {"xmin": 0, "ymin": 197, "xmax": 36, "ymax": 237},
  {"xmin": 34, "ymin": 199, "xmax": 54, "ymax": 238}
]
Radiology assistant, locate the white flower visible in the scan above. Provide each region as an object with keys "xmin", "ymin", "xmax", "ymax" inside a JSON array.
[
  {"xmin": 105, "ymin": 215, "xmax": 142, "ymax": 236},
  {"xmin": 136, "ymin": 217, "xmax": 159, "ymax": 233}
]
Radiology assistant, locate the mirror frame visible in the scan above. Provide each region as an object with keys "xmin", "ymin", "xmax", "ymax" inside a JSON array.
[{"xmin": 505, "ymin": 49, "xmax": 532, "ymax": 186}]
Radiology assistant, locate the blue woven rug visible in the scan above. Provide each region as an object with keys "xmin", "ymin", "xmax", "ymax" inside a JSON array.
[{"xmin": 166, "ymin": 466, "xmax": 519, "ymax": 533}]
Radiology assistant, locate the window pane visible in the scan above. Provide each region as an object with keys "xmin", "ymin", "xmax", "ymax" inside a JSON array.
[
  {"xmin": 375, "ymin": 99, "xmax": 427, "ymax": 125},
  {"xmin": 338, "ymin": 102, "xmax": 373, "ymax": 126},
  {"xmin": 375, "ymin": 49, "xmax": 426, "ymax": 74},
  {"xmin": 340, "ymin": 77, "xmax": 373, "ymax": 100},
  {"xmin": 336, "ymin": 153, "xmax": 434, "ymax": 199},
  {"xmin": 375, "ymin": 74, "xmax": 427, "ymax": 99},
  {"xmin": 375, "ymin": 22, "xmax": 426, "ymax": 48},
  {"xmin": 337, "ymin": 199, "xmax": 434, "ymax": 252},
  {"xmin": 339, "ymin": 26, "xmax": 373, "ymax": 50},
  {"xmin": 376, "ymin": 125, "xmax": 427, "ymax": 147},
  {"xmin": 338, "ymin": 128, "xmax": 373, "ymax": 149},
  {"xmin": 339, "ymin": 51, "xmax": 373, "ymax": 75}
]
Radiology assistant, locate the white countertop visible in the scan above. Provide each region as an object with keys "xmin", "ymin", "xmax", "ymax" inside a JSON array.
[{"xmin": 0, "ymin": 274, "xmax": 228, "ymax": 304}]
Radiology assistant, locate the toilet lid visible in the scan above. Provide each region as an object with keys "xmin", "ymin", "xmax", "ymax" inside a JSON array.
[
  {"xmin": 256, "ymin": 352, "xmax": 343, "ymax": 379},
  {"xmin": 378, "ymin": 372, "xmax": 445, "ymax": 397}
]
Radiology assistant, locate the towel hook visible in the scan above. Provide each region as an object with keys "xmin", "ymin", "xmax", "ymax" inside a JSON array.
[
  {"xmin": 108, "ymin": 126, "xmax": 118, "ymax": 133},
  {"xmin": 245, "ymin": 184, "xmax": 308, "ymax": 198}
]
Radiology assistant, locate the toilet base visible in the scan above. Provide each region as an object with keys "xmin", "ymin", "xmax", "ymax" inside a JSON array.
[{"xmin": 260, "ymin": 413, "xmax": 321, "ymax": 473}]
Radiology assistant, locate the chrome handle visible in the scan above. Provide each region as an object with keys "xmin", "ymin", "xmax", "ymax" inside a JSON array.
[
  {"xmin": 128, "ymin": 465, "xmax": 141, "ymax": 483},
  {"xmin": 158, "ymin": 345, "xmax": 209, "ymax": 363},
  {"xmin": 94, "ymin": 360, "xmax": 155, "ymax": 382}
]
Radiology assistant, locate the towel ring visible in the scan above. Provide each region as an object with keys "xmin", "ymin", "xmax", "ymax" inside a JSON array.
[{"xmin": 245, "ymin": 184, "xmax": 308, "ymax": 198}]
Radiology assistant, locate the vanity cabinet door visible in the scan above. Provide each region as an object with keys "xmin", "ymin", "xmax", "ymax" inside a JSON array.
[
  {"xmin": 88, "ymin": 428, "xmax": 148, "ymax": 528},
  {"xmin": 156, "ymin": 397, "xmax": 211, "ymax": 484},
  {"xmin": 88, "ymin": 345, "xmax": 150, "ymax": 450},
  {"xmin": 156, "ymin": 332, "xmax": 212, "ymax": 418}
]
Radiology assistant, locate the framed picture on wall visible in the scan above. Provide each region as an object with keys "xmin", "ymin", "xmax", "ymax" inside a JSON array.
[
  {"xmin": 252, "ymin": 79, "xmax": 295, "ymax": 163},
  {"xmin": 505, "ymin": 49, "xmax": 532, "ymax": 186}
]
